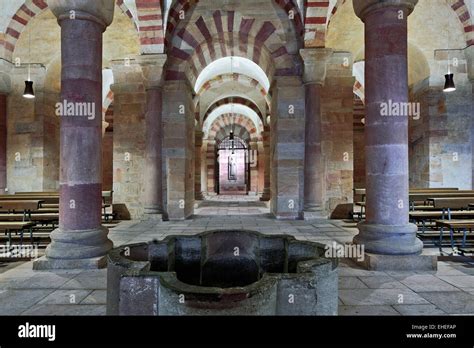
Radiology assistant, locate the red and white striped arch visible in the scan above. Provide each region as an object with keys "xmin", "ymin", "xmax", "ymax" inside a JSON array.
[
  {"xmin": 165, "ymin": 9, "xmax": 301, "ymax": 85},
  {"xmin": 207, "ymin": 114, "xmax": 260, "ymax": 142},
  {"xmin": 447, "ymin": 0, "xmax": 474, "ymax": 46},
  {"xmin": 204, "ymin": 97, "xmax": 264, "ymax": 124},
  {"xmin": 195, "ymin": 73, "xmax": 271, "ymax": 110},
  {"xmin": 1, "ymin": 0, "xmax": 139, "ymax": 61},
  {"xmin": 165, "ymin": 0, "xmax": 303, "ymax": 47},
  {"xmin": 135, "ymin": 0, "xmax": 165, "ymax": 53},
  {"xmin": 303, "ymin": 0, "xmax": 345, "ymax": 47}
]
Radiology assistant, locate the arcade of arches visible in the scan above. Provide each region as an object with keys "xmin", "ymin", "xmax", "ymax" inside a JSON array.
[{"xmin": 0, "ymin": 0, "xmax": 473, "ymax": 314}]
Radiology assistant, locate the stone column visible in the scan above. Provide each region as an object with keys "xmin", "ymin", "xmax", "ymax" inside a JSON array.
[
  {"xmin": 270, "ymin": 77, "xmax": 305, "ymax": 219},
  {"xmin": 249, "ymin": 141, "xmax": 259, "ymax": 195},
  {"xmin": 300, "ymin": 48, "xmax": 332, "ymax": 219},
  {"xmin": 195, "ymin": 130, "xmax": 204, "ymax": 200},
  {"xmin": 206, "ymin": 140, "xmax": 216, "ymax": 195},
  {"xmin": 466, "ymin": 45, "xmax": 474, "ymax": 188},
  {"xmin": 260, "ymin": 125, "xmax": 271, "ymax": 201},
  {"xmin": 0, "ymin": 94, "xmax": 6, "ymax": 194},
  {"xmin": 352, "ymin": 0, "xmax": 431, "ymax": 270},
  {"xmin": 139, "ymin": 55, "xmax": 166, "ymax": 219},
  {"xmin": 35, "ymin": 0, "xmax": 115, "ymax": 269},
  {"xmin": 0, "ymin": 61, "xmax": 12, "ymax": 195}
]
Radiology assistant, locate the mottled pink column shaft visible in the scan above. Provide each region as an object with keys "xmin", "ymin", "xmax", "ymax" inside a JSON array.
[
  {"xmin": 353, "ymin": 0, "xmax": 422, "ymax": 255},
  {"xmin": 260, "ymin": 126, "xmax": 270, "ymax": 201},
  {"xmin": 144, "ymin": 87, "xmax": 163, "ymax": 214},
  {"xmin": 58, "ymin": 17, "xmax": 103, "ymax": 231},
  {"xmin": 0, "ymin": 94, "xmax": 6, "ymax": 194},
  {"xmin": 304, "ymin": 83, "xmax": 323, "ymax": 211}
]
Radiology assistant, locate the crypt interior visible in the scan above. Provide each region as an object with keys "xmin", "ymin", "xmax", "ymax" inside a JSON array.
[{"xmin": 0, "ymin": 0, "xmax": 473, "ymax": 316}]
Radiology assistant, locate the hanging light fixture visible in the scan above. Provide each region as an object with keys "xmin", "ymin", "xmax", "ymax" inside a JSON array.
[
  {"xmin": 443, "ymin": 73, "xmax": 456, "ymax": 93},
  {"xmin": 23, "ymin": 25, "xmax": 35, "ymax": 99},
  {"xmin": 443, "ymin": 30, "xmax": 456, "ymax": 93}
]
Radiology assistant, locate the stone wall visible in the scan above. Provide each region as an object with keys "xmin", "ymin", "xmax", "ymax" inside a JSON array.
[
  {"xmin": 409, "ymin": 52, "xmax": 472, "ymax": 189},
  {"xmin": 111, "ymin": 64, "xmax": 146, "ymax": 219},
  {"xmin": 320, "ymin": 52, "xmax": 354, "ymax": 212},
  {"xmin": 7, "ymin": 65, "xmax": 60, "ymax": 193}
]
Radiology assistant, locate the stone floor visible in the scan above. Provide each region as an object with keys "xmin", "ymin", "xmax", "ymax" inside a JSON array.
[{"xmin": 0, "ymin": 198, "xmax": 473, "ymax": 316}]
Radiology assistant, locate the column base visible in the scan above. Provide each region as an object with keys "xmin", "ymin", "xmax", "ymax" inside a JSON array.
[
  {"xmin": 41, "ymin": 226, "xmax": 113, "ymax": 270},
  {"xmin": 33, "ymin": 255, "xmax": 108, "ymax": 270},
  {"xmin": 260, "ymin": 190, "xmax": 270, "ymax": 201},
  {"xmin": 303, "ymin": 210, "xmax": 328, "ymax": 220},
  {"xmin": 354, "ymin": 222, "xmax": 423, "ymax": 255},
  {"xmin": 195, "ymin": 191, "xmax": 204, "ymax": 200},
  {"xmin": 351, "ymin": 252, "xmax": 438, "ymax": 271},
  {"xmin": 142, "ymin": 213, "xmax": 163, "ymax": 221}
]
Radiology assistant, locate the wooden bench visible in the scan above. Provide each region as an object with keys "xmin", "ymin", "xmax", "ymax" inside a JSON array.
[
  {"xmin": 435, "ymin": 219, "xmax": 474, "ymax": 255},
  {"xmin": 0, "ymin": 221, "xmax": 36, "ymax": 245},
  {"xmin": 427, "ymin": 197, "xmax": 474, "ymax": 210},
  {"xmin": 410, "ymin": 210, "xmax": 474, "ymax": 233}
]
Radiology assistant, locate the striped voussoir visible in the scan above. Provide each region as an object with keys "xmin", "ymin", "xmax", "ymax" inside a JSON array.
[
  {"xmin": 204, "ymin": 97, "xmax": 265, "ymax": 124},
  {"xmin": 135, "ymin": 0, "xmax": 165, "ymax": 54},
  {"xmin": 196, "ymin": 74, "xmax": 271, "ymax": 108},
  {"xmin": 447, "ymin": 0, "xmax": 474, "ymax": 46},
  {"xmin": 102, "ymin": 89, "xmax": 115, "ymax": 118},
  {"xmin": 304, "ymin": 0, "xmax": 345, "ymax": 47},
  {"xmin": 208, "ymin": 114, "xmax": 260, "ymax": 142},
  {"xmin": 353, "ymin": 80, "xmax": 365, "ymax": 103},
  {"xmin": 165, "ymin": 8, "xmax": 301, "ymax": 84},
  {"xmin": 1, "ymin": 0, "xmax": 138, "ymax": 61}
]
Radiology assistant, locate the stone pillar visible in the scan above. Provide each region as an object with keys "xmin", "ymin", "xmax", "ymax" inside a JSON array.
[
  {"xmin": 270, "ymin": 77, "xmax": 305, "ymax": 219},
  {"xmin": 206, "ymin": 140, "xmax": 217, "ymax": 195},
  {"xmin": 466, "ymin": 45, "xmax": 474, "ymax": 188},
  {"xmin": 35, "ymin": 0, "xmax": 115, "ymax": 269},
  {"xmin": 0, "ymin": 61, "xmax": 12, "ymax": 195},
  {"xmin": 249, "ymin": 141, "xmax": 259, "ymax": 195},
  {"xmin": 162, "ymin": 81, "xmax": 194, "ymax": 220},
  {"xmin": 300, "ymin": 49, "xmax": 332, "ymax": 219},
  {"xmin": 195, "ymin": 130, "xmax": 204, "ymax": 200},
  {"xmin": 257, "ymin": 140, "xmax": 265, "ymax": 195},
  {"xmin": 352, "ymin": 0, "xmax": 432, "ymax": 270},
  {"xmin": 260, "ymin": 126, "xmax": 271, "ymax": 201},
  {"xmin": 139, "ymin": 55, "xmax": 166, "ymax": 219},
  {"xmin": 0, "ymin": 93, "xmax": 6, "ymax": 194}
]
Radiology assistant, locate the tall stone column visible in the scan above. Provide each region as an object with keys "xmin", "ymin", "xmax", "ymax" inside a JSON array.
[
  {"xmin": 249, "ymin": 141, "xmax": 259, "ymax": 195},
  {"xmin": 0, "ymin": 94, "xmax": 6, "ymax": 195},
  {"xmin": 0, "ymin": 61, "xmax": 12, "ymax": 195},
  {"xmin": 35, "ymin": 0, "xmax": 115, "ymax": 269},
  {"xmin": 260, "ymin": 125, "xmax": 271, "ymax": 201},
  {"xmin": 139, "ymin": 55, "xmax": 166, "ymax": 219},
  {"xmin": 270, "ymin": 77, "xmax": 305, "ymax": 219},
  {"xmin": 466, "ymin": 45, "xmax": 474, "ymax": 188},
  {"xmin": 300, "ymin": 49, "xmax": 332, "ymax": 219},
  {"xmin": 352, "ymin": 0, "xmax": 431, "ymax": 270},
  {"xmin": 195, "ymin": 130, "xmax": 204, "ymax": 200}
]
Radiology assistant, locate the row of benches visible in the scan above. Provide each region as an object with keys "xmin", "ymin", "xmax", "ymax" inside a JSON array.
[
  {"xmin": 0, "ymin": 191, "xmax": 114, "ymax": 246},
  {"xmin": 352, "ymin": 188, "xmax": 474, "ymax": 255}
]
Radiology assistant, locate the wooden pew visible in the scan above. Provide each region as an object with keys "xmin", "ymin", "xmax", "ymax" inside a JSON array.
[
  {"xmin": 0, "ymin": 200, "xmax": 43, "ymax": 213},
  {"xmin": 435, "ymin": 220, "xmax": 474, "ymax": 254},
  {"xmin": 0, "ymin": 221, "xmax": 36, "ymax": 245},
  {"xmin": 427, "ymin": 197, "xmax": 474, "ymax": 210}
]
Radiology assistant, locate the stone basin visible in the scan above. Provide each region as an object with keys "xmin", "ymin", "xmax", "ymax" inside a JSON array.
[{"xmin": 106, "ymin": 230, "xmax": 338, "ymax": 315}]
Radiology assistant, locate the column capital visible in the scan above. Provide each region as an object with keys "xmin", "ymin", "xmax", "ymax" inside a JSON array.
[
  {"xmin": 138, "ymin": 54, "xmax": 167, "ymax": 89},
  {"xmin": 299, "ymin": 48, "xmax": 333, "ymax": 85},
  {"xmin": 0, "ymin": 59, "xmax": 13, "ymax": 95},
  {"xmin": 47, "ymin": 0, "xmax": 115, "ymax": 27},
  {"xmin": 353, "ymin": 0, "xmax": 418, "ymax": 21}
]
